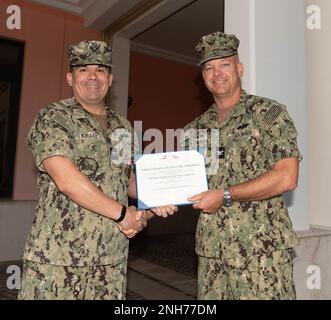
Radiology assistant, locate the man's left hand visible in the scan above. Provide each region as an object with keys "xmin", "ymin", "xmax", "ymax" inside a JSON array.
[{"xmin": 150, "ymin": 205, "xmax": 178, "ymax": 218}]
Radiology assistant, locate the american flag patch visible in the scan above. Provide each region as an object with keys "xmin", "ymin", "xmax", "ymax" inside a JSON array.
[{"xmin": 262, "ymin": 104, "xmax": 284, "ymax": 124}]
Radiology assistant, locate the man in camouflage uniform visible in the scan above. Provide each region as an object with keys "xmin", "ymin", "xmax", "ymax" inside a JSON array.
[
  {"xmin": 18, "ymin": 40, "xmax": 176, "ymax": 300},
  {"xmin": 183, "ymin": 32, "xmax": 302, "ymax": 300}
]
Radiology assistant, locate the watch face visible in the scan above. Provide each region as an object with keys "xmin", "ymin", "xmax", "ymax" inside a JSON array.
[
  {"xmin": 223, "ymin": 188, "xmax": 232, "ymax": 207},
  {"xmin": 224, "ymin": 198, "xmax": 232, "ymax": 207}
]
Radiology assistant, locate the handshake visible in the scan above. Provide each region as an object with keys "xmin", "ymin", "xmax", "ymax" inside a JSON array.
[{"xmin": 116, "ymin": 205, "xmax": 178, "ymax": 238}]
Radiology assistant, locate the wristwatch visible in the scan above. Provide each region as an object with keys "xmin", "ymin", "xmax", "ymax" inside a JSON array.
[{"xmin": 223, "ymin": 187, "xmax": 233, "ymax": 207}]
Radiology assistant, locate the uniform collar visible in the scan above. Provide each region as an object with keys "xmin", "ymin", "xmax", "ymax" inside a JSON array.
[
  {"xmin": 231, "ymin": 90, "xmax": 249, "ymax": 118},
  {"xmin": 69, "ymin": 97, "xmax": 92, "ymax": 119},
  {"xmin": 69, "ymin": 97, "xmax": 122, "ymax": 130},
  {"xmin": 69, "ymin": 97, "xmax": 108, "ymax": 118},
  {"xmin": 199, "ymin": 90, "xmax": 249, "ymax": 128}
]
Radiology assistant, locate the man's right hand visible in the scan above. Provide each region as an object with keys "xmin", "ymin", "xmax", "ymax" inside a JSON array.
[{"xmin": 117, "ymin": 206, "xmax": 145, "ymax": 238}]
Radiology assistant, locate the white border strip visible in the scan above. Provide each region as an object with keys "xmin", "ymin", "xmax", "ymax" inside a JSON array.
[{"xmin": 249, "ymin": 0, "xmax": 256, "ymax": 94}]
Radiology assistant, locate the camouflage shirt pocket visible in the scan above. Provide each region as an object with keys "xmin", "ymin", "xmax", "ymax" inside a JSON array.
[{"xmin": 227, "ymin": 132, "xmax": 270, "ymax": 182}]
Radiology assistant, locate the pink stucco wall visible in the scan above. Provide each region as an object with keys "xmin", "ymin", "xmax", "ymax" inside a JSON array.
[{"xmin": 0, "ymin": 0, "xmax": 101, "ymax": 200}]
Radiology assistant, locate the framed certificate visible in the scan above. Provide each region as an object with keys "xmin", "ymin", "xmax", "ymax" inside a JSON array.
[{"xmin": 135, "ymin": 150, "xmax": 208, "ymax": 209}]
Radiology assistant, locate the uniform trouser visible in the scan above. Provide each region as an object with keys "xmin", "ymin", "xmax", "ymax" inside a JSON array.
[
  {"xmin": 197, "ymin": 249, "xmax": 296, "ymax": 300},
  {"xmin": 18, "ymin": 259, "xmax": 127, "ymax": 300}
]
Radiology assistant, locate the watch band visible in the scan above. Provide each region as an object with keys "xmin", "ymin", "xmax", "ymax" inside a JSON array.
[
  {"xmin": 114, "ymin": 205, "xmax": 127, "ymax": 223},
  {"xmin": 223, "ymin": 187, "xmax": 233, "ymax": 207}
]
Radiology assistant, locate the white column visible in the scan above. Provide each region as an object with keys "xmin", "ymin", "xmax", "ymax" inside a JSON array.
[
  {"xmin": 305, "ymin": 0, "xmax": 331, "ymax": 229},
  {"xmin": 225, "ymin": 0, "xmax": 309, "ymax": 230},
  {"xmin": 224, "ymin": 0, "xmax": 256, "ymax": 94},
  {"xmin": 109, "ymin": 35, "xmax": 131, "ymax": 118}
]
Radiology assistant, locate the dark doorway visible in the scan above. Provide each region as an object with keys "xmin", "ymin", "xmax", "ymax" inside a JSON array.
[{"xmin": 0, "ymin": 38, "xmax": 24, "ymax": 198}]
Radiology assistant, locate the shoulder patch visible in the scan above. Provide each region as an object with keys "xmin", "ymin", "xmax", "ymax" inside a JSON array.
[
  {"xmin": 261, "ymin": 104, "xmax": 284, "ymax": 124},
  {"xmin": 51, "ymin": 111, "xmax": 73, "ymax": 133}
]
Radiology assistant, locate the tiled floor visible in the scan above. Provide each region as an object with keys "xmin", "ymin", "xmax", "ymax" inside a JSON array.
[
  {"xmin": 129, "ymin": 232, "xmax": 197, "ymax": 278},
  {"xmin": 127, "ymin": 256, "xmax": 196, "ymax": 300},
  {"xmin": 0, "ymin": 233, "xmax": 197, "ymax": 300}
]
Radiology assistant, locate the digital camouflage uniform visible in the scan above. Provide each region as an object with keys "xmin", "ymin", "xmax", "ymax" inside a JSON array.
[
  {"xmin": 183, "ymin": 31, "xmax": 302, "ymax": 300},
  {"xmin": 183, "ymin": 91, "xmax": 301, "ymax": 300},
  {"xmin": 19, "ymin": 97, "xmax": 135, "ymax": 300},
  {"xmin": 19, "ymin": 41, "xmax": 136, "ymax": 300}
]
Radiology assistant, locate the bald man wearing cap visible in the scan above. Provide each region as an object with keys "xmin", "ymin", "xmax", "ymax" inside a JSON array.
[
  {"xmin": 18, "ymin": 40, "xmax": 176, "ymax": 300},
  {"xmin": 182, "ymin": 32, "xmax": 302, "ymax": 300}
]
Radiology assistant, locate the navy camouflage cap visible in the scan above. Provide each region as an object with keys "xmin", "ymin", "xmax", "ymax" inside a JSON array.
[
  {"xmin": 195, "ymin": 31, "xmax": 240, "ymax": 65},
  {"xmin": 67, "ymin": 40, "xmax": 112, "ymax": 68}
]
